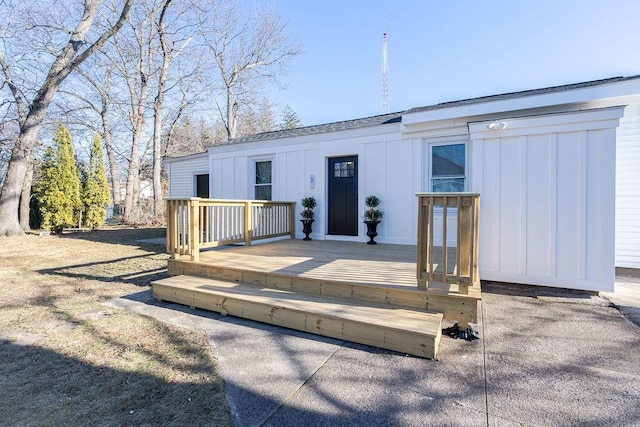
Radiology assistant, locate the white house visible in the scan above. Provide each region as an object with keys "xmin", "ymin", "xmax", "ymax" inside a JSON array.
[
  {"xmin": 118, "ymin": 179, "xmax": 154, "ymax": 201},
  {"xmin": 165, "ymin": 76, "xmax": 640, "ymax": 292}
]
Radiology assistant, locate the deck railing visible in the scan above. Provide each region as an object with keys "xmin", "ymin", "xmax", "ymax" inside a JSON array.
[
  {"xmin": 166, "ymin": 198, "xmax": 296, "ymax": 262},
  {"xmin": 416, "ymin": 192, "xmax": 480, "ymax": 294}
]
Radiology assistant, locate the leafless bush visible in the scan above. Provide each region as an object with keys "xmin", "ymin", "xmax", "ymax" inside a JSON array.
[{"xmin": 124, "ymin": 199, "xmax": 166, "ymax": 226}]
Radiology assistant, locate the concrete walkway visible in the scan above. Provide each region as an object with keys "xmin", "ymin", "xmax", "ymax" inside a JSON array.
[
  {"xmin": 604, "ymin": 275, "xmax": 640, "ymax": 327},
  {"xmin": 108, "ymin": 278, "xmax": 640, "ymax": 426}
]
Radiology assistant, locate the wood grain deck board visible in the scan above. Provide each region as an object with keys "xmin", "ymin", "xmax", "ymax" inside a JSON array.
[
  {"xmin": 169, "ymin": 239, "xmax": 480, "ymax": 325},
  {"xmin": 200, "ymin": 240, "xmax": 422, "ymax": 288},
  {"xmin": 153, "ymin": 274, "xmax": 442, "ymax": 358},
  {"xmin": 155, "ymin": 275, "xmax": 442, "ymax": 329}
]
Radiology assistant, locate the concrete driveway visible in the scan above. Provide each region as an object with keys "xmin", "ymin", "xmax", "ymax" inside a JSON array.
[{"xmin": 109, "ymin": 279, "xmax": 640, "ymax": 426}]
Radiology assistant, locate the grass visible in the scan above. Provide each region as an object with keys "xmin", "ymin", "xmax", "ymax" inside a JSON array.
[{"xmin": 0, "ymin": 227, "xmax": 232, "ymax": 426}]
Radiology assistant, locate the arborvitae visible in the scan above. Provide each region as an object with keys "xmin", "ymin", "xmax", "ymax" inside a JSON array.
[
  {"xmin": 82, "ymin": 134, "xmax": 111, "ymax": 228},
  {"xmin": 35, "ymin": 125, "xmax": 82, "ymax": 232}
]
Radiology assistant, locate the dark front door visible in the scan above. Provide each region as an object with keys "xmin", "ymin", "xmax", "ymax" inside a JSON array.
[{"xmin": 328, "ymin": 156, "xmax": 358, "ymax": 235}]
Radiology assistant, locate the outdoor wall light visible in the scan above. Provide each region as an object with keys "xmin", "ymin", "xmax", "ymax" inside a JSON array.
[{"xmin": 487, "ymin": 121, "xmax": 507, "ymax": 130}]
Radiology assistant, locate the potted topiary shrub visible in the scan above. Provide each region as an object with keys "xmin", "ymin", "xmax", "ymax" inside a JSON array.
[
  {"xmin": 300, "ymin": 196, "xmax": 316, "ymax": 241},
  {"xmin": 363, "ymin": 195, "xmax": 383, "ymax": 245}
]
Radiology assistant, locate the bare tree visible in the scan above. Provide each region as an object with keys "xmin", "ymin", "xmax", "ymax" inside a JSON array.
[
  {"xmin": 0, "ymin": 0, "xmax": 133, "ymax": 236},
  {"xmin": 151, "ymin": 0, "xmax": 202, "ymax": 216},
  {"xmin": 234, "ymin": 97, "xmax": 277, "ymax": 137},
  {"xmin": 62, "ymin": 67, "xmax": 123, "ymax": 206},
  {"xmin": 203, "ymin": 0, "xmax": 303, "ymax": 140},
  {"xmin": 88, "ymin": 0, "xmax": 207, "ymax": 223},
  {"xmin": 152, "ymin": 0, "xmax": 173, "ymax": 216},
  {"xmin": 163, "ymin": 117, "xmax": 214, "ymax": 158},
  {"xmin": 102, "ymin": 0, "xmax": 160, "ymax": 223}
]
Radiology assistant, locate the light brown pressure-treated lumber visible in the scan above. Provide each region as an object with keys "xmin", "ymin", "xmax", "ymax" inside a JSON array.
[
  {"xmin": 167, "ymin": 239, "xmax": 480, "ymax": 325},
  {"xmin": 153, "ymin": 274, "xmax": 443, "ymax": 359}
]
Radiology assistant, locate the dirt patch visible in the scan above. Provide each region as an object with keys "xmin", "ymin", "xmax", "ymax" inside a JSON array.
[{"xmin": 0, "ymin": 226, "xmax": 232, "ymax": 426}]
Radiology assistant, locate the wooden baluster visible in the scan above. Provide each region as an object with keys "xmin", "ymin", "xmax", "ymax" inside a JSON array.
[
  {"xmin": 179, "ymin": 200, "xmax": 187, "ymax": 255},
  {"xmin": 441, "ymin": 196, "xmax": 448, "ymax": 284},
  {"xmin": 189, "ymin": 198, "xmax": 200, "ymax": 262}
]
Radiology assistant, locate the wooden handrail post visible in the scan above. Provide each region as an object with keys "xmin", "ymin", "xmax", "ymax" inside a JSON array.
[
  {"xmin": 244, "ymin": 201, "xmax": 253, "ymax": 246},
  {"xmin": 416, "ymin": 197, "xmax": 427, "ymax": 290},
  {"xmin": 166, "ymin": 199, "xmax": 171, "ymax": 254},
  {"xmin": 289, "ymin": 202, "xmax": 296, "ymax": 239},
  {"xmin": 166, "ymin": 199, "xmax": 181, "ymax": 259},
  {"xmin": 189, "ymin": 198, "xmax": 200, "ymax": 262},
  {"xmin": 416, "ymin": 192, "xmax": 480, "ymax": 293},
  {"xmin": 458, "ymin": 196, "xmax": 470, "ymax": 294}
]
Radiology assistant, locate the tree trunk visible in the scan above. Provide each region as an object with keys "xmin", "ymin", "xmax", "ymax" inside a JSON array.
[
  {"xmin": 153, "ymin": 0, "xmax": 172, "ymax": 218},
  {"xmin": 0, "ymin": 108, "xmax": 48, "ymax": 236},
  {"xmin": 0, "ymin": 151, "xmax": 30, "ymax": 236},
  {"xmin": 100, "ymin": 80, "xmax": 121, "ymax": 206},
  {"xmin": 226, "ymin": 83, "xmax": 236, "ymax": 140},
  {"xmin": 122, "ymin": 136, "xmax": 140, "ymax": 223},
  {"xmin": 102, "ymin": 115, "xmax": 121, "ymax": 206},
  {"xmin": 19, "ymin": 159, "xmax": 33, "ymax": 231}
]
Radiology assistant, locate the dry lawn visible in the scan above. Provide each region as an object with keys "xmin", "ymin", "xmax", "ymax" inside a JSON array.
[{"xmin": 0, "ymin": 227, "xmax": 232, "ymax": 426}]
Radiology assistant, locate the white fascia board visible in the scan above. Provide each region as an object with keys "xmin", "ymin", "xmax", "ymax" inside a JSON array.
[
  {"xmin": 399, "ymin": 119, "xmax": 470, "ymax": 140},
  {"xmin": 468, "ymin": 106, "xmax": 625, "ymax": 139},
  {"xmin": 163, "ymin": 151, "xmax": 208, "ymax": 164},
  {"xmin": 402, "ymin": 78, "xmax": 640, "ymax": 128},
  {"xmin": 208, "ymin": 122, "xmax": 401, "ymax": 155}
]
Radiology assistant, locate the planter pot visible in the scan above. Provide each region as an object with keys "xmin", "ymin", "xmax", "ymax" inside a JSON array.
[
  {"xmin": 301, "ymin": 219, "xmax": 314, "ymax": 240},
  {"xmin": 364, "ymin": 220, "xmax": 380, "ymax": 245}
]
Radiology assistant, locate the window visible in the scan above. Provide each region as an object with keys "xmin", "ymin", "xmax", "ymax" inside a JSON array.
[
  {"xmin": 431, "ymin": 143, "xmax": 466, "ymax": 192},
  {"xmin": 255, "ymin": 160, "xmax": 272, "ymax": 200},
  {"xmin": 333, "ymin": 160, "xmax": 355, "ymax": 178}
]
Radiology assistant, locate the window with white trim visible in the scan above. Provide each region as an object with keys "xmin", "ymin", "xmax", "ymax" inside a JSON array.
[
  {"xmin": 430, "ymin": 143, "xmax": 466, "ymax": 192},
  {"xmin": 254, "ymin": 160, "xmax": 272, "ymax": 200}
]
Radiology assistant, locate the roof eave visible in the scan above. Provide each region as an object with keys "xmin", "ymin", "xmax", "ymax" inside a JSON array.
[
  {"xmin": 163, "ymin": 151, "xmax": 208, "ymax": 164},
  {"xmin": 401, "ymin": 77, "xmax": 640, "ymax": 128}
]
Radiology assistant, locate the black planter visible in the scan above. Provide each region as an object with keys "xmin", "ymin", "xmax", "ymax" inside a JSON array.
[
  {"xmin": 364, "ymin": 220, "xmax": 380, "ymax": 245},
  {"xmin": 301, "ymin": 219, "xmax": 314, "ymax": 240}
]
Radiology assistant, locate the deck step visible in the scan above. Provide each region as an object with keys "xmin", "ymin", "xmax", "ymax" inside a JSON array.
[
  {"xmin": 152, "ymin": 275, "xmax": 443, "ymax": 359},
  {"xmin": 169, "ymin": 258, "xmax": 480, "ymax": 325}
]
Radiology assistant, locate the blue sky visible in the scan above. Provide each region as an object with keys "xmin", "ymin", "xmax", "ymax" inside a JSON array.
[{"xmin": 264, "ymin": 0, "xmax": 640, "ymax": 126}]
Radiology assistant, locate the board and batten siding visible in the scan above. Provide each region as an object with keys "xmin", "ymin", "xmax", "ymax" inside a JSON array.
[
  {"xmin": 616, "ymin": 103, "xmax": 640, "ymax": 269},
  {"xmin": 166, "ymin": 153, "xmax": 209, "ymax": 198},
  {"xmin": 469, "ymin": 107, "xmax": 625, "ymax": 292},
  {"xmin": 208, "ymin": 124, "xmax": 421, "ymax": 244}
]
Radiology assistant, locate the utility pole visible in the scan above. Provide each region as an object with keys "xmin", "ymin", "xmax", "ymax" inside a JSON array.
[{"xmin": 380, "ymin": 13, "xmax": 389, "ymax": 114}]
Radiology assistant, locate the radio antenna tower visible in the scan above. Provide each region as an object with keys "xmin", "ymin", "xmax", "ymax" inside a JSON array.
[{"xmin": 380, "ymin": 13, "xmax": 389, "ymax": 114}]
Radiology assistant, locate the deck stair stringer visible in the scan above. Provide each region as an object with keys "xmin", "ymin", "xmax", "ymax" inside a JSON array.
[{"xmin": 152, "ymin": 274, "xmax": 443, "ymax": 359}]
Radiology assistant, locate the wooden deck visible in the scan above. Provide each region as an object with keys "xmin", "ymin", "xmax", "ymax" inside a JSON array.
[
  {"xmin": 153, "ymin": 239, "xmax": 481, "ymax": 359},
  {"xmin": 154, "ymin": 274, "xmax": 443, "ymax": 359},
  {"xmin": 171, "ymin": 239, "xmax": 468, "ymax": 291}
]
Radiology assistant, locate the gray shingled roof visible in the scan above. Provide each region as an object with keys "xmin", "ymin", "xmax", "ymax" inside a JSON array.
[
  {"xmin": 406, "ymin": 75, "xmax": 635, "ymax": 114},
  {"xmin": 215, "ymin": 112, "xmax": 403, "ymax": 146},
  {"xmin": 215, "ymin": 74, "xmax": 640, "ymax": 147}
]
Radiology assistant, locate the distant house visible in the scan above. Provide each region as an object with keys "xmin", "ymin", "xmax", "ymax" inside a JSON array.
[
  {"xmin": 118, "ymin": 180, "xmax": 153, "ymax": 201},
  {"xmin": 165, "ymin": 76, "xmax": 640, "ymax": 292}
]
